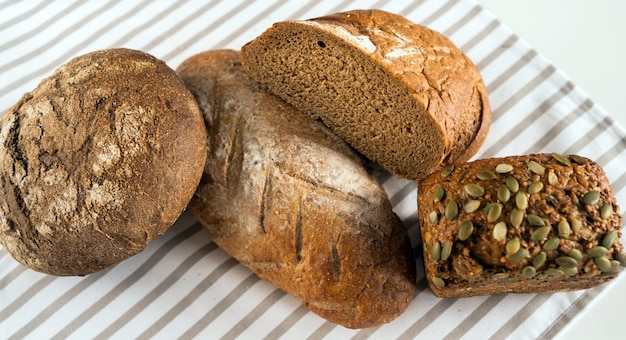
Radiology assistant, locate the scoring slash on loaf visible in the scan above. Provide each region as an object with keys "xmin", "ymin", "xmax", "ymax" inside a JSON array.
[
  {"xmin": 241, "ymin": 9, "xmax": 491, "ymax": 181},
  {"xmin": 177, "ymin": 50, "xmax": 416, "ymax": 329},
  {"xmin": 0, "ymin": 48, "xmax": 207, "ymax": 276},
  {"xmin": 418, "ymin": 153, "xmax": 624, "ymax": 297}
]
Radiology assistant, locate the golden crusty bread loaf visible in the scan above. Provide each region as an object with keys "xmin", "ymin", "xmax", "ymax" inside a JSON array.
[
  {"xmin": 0, "ymin": 48, "xmax": 207, "ymax": 276},
  {"xmin": 177, "ymin": 50, "xmax": 416, "ymax": 329},
  {"xmin": 418, "ymin": 153, "xmax": 623, "ymax": 298},
  {"xmin": 241, "ymin": 9, "xmax": 491, "ymax": 181}
]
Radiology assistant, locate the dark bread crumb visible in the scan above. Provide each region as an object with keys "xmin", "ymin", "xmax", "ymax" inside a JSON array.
[{"xmin": 242, "ymin": 9, "xmax": 491, "ymax": 180}]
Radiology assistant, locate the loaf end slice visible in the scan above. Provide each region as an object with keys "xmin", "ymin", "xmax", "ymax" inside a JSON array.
[
  {"xmin": 242, "ymin": 9, "xmax": 491, "ymax": 181},
  {"xmin": 418, "ymin": 153, "xmax": 623, "ymax": 297}
]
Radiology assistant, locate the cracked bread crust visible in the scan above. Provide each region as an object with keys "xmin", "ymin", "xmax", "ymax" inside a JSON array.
[
  {"xmin": 0, "ymin": 48, "xmax": 207, "ymax": 276},
  {"xmin": 178, "ymin": 50, "xmax": 416, "ymax": 329},
  {"xmin": 241, "ymin": 9, "xmax": 491, "ymax": 180},
  {"xmin": 418, "ymin": 154, "xmax": 622, "ymax": 297}
]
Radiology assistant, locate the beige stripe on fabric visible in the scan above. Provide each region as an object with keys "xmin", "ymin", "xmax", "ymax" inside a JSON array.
[
  {"xmin": 0, "ymin": 0, "xmax": 122, "ymax": 84},
  {"xmin": 1, "ymin": 1, "xmax": 624, "ymax": 338},
  {"xmin": 442, "ymin": 295, "xmax": 506, "ymax": 339},
  {"xmin": 49, "ymin": 223, "xmax": 204, "ymax": 339},
  {"xmin": 136, "ymin": 257, "xmax": 242, "ymax": 339},
  {"xmin": 442, "ymin": 4, "xmax": 481, "ymax": 37},
  {"xmin": 179, "ymin": 273, "xmax": 261, "ymax": 339},
  {"xmin": 420, "ymin": 0, "xmax": 459, "ymax": 27},
  {"xmin": 0, "ymin": 1, "xmax": 58, "ymax": 37},
  {"xmin": 94, "ymin": 242, "xmax": 219, "ymax": 339}
]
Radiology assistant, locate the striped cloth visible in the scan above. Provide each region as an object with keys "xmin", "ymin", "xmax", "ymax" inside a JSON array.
[{"xmin": 1, "ymin": 0, "xmax": 625, "ymax": 339}]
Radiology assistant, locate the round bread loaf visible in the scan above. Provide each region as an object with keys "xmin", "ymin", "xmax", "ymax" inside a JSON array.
[
  {"xmin": 178, "ymin": 50, "xmax": 416, "ymax": 329},
  {"xmin": 0, "ymin": 48, "xmax": 207, "ymax": 276},
  {"xmin": 241, "ymin": 9, "xmax": 491, "ymax": 181}
]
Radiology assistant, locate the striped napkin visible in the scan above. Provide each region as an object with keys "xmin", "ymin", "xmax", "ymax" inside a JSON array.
[{"xmin": 1, "ymin": 0, "xmax": 625, "ymax": 339}]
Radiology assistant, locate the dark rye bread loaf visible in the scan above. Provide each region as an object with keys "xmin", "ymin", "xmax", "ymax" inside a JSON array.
[
  {"xmin": 177, "ymin": 50, "xmax": 416, "ymax": 329},
  {"xmin": 418, "ymin": 153, "xmax": 624, "ymax": 298},
  {"xmin": 241, "ymin": 9, "xmax": 491, "ymax": 181},
  {"xmin": 0, "ymin": 49, "xmax": 207, "ymax": 276}
]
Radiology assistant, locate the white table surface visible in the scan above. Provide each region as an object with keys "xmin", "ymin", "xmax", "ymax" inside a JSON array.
[{"xmin": 476, "ymin": 1, "xmax": 626, "ymax": 339}]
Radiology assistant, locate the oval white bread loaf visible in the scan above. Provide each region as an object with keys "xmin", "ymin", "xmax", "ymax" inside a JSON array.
[
  {"xmin": 241, "ymin": 9, "xmax": 491, "ymax": 181},
  {"xmin": 177, "ymin": 50, "xmax": 416, "ymax": 329}
]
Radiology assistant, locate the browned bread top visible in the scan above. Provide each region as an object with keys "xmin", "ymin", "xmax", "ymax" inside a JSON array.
[
  {"xmin": 418, "ymin": 153, "xmax": 623, "ymax": 297},
  {"xmin": 241, "ymin": 9, "xmax": 491, "ymax": 181},
  {"xmin": 178, "ymin": 49, "xmax": 416, "ymax": 329},
  {"xmin": 0, "ymin": 48, "xmax": 207, "ymax": 276}
]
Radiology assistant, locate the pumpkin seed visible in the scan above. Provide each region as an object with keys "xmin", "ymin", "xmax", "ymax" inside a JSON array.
[
  {"xmin": 531, "ymin": 226, "xmax": 551, "ymax": 241},
  {"xmin": 543, "ymin": 238, "xmax": 560, "ymax": 251},
  {"xmin": 483, "ymin": 202, "xmax": 497, "ymax": 213},
  {"xmin": 464, "ymin": 183, "xmax": 485, "ymax": 198},
  {"xmin": 510, "ymin": 209, "xmax": 524, "ymax": 228},
  {"xmin": 458, "ymin": 221, "xmax": 474, "ymax": 241},
  {"xmin": 463, "ymin": 200, "xmax": 481, "ymax": 213},
  {"xmin": 528, "ymin": 181, "xmax": 544, "ymax": 194},
  {"xmin": 586, "ymin": 246, "xmax": 608, "ymax": 258},
  {"xmin": 431, "ymin": 241, "xmax": 441, "ymax": 261},
  {"xmin": 532, "ymin": 252, "xmax": 547, "ymax": 268},
  {"xmin": 496, "ymin": 163, "xmax": 513, "ymax": 173},
  {"xmin": 515, "ymin": 192, "xmax": 528, "ymax": 210},
  {"xmin": 583, "ymin": 191, "xmax": 600, "ymax": 206},
  {"xmin": 497, "ymin": 185, "xmax": 511, "ymax": 202},
  {"xmin": 432, "ymin": 276, "xmax": 446, "ymax": 288},
  {"xmin": 432, "ymin": 185, "xmax": 445, "ymax": 202},
  {"xmin": 610, "ymin": 260, "xmax": 620, "ymax": 272},
  {"xmin": 521, "ymin": 266, "xmax": 536, "ymax": 277},
  {"xmin": 477, "ymin": 170, "xmax": 497, "ymax": 180},
  {"xmin": 600, "ymin": 204, "xmax": 613, "ymax": 220},
  {"xmin": 548, "ymin": 171, "xmax": 559, "ymax": 186},
  {"xmin": 506, "ymin": 176, "xmax": 520, "ymax": 193},
  {"xmin": 491, "ymin": 273, "xmax": 510, "ymax": 280},
  {"xmin": 615, "ymin": 252, "xmax": 626, "ymax": 267},
  {"xmin": 441, "ymin": 240, "xmax": 452, "ymax": 261},
  {"xmin": 506, "ymin": 238, "xmax": 521, "ymax": 255},
  {"xmin": 527, "ymin": 214, "xmax": 546, "ymax": 227},
  {"xmin": 493, "ymin": 222, "xmax": 507, "ymax": 242},
  {"xmin": 441, "ymin": 164, "xmax": 454, "ymax": 177},
  {"xmin": 544, "ymin": 268, "xmax": 564, "ymax": 276},
  {"xmin": 568, "ymin": 248, "xmax": 583, "ymax": 260},
  {"xmin": 570, "ymin": 217, "xmax": 582, "ymax": 232},
  {"xmin": 570, "ymin": 155, "xmax": 587, "ymax": 165},
  {"xmin": 487, "ymin": 203, "xmax": 503, "ymax": 222},
  {"xmin": 445, "ymin": 200, "xmax": 459, "ymax": 220},
  {"xmin": 528, "ymin": 161, "xmax": 545, "ymax": 175},
  {"xmin": 429, "ymin": 211, "xmax": 439, "ymax": 224},
  {"xmin": 602, "ymin": 230, "xmax": 618, "ymax": 249},
  {"xmin": 551, "ymin": 152, "xmax": 571, "ymax": 165},
  {"xmin": 564, "ymin": 266, "xmax": 579, "ymax": 276},
  {"xmin": 555, "ymin": 256, "xmax": 579, "ymax": 269},
  {"xmin": 506, "ymin": 247, "xmax": 528, "ymax": 261},
  {"xmin": 595, "ymin": 257, "xmax": 612, "ymax": 272},
  {"xmin": 558, "ymin": 219, "xmax": 571, "ymax": 238}
]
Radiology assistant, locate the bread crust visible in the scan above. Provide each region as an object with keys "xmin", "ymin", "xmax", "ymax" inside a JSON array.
[
  {"xmin": 178, "ymin": 50, "xmax": 416, "ymax": 328},
  {"xmin": 418, "ymin": 153, "xmax": 623, "ymax": 297},
  {"xmin": 0, "ymin": 48, "xmax": 207, "ymax": 276},
  {"xmin": 242, "ymin": 9, "xmax": 491, "ymax": 180}
]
